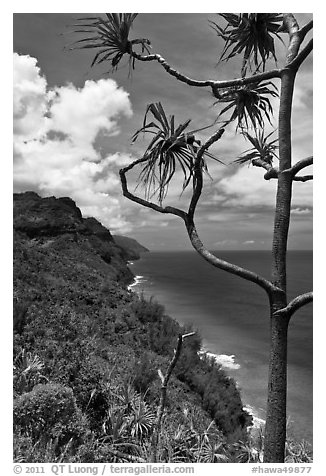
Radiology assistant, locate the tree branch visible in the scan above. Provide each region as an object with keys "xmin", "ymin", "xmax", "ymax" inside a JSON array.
[
  {"xmin": 299, "ymin": 20, "xmax": 313, "ymax": 40},
  {"xmin": 287, "ymin": 38, "xmax": 313, "ymax": 71},
  {"xmin": 185, "ymin": 218, "xmax": 283, "ymax": 298},
  {"xmin": 188, "ymin": 128, "xmax": 225, "ymax": 219},
  {"xmin": 287, "ymin": 156, "xmax": 313, "ymax": 176},
  {"xmin": 151, "ymin": 332, "xmax": 195, "ymax": 462},
  {"xmin": 257, "ymin": 156, "xmax": 313, "ymax": 182},
  {"xmin": 131, "ymin": 51, "xmax": 281, "ymax": 91},
  {"xmin": 119, "ymin": 161, "xmax": 187, "ymax": 221},
  {"xmin": 132, "ymin": 51, "xmax": 217, "ymax": 87},
  {"xmin": 274, "ymin": 292, "xmax": 313, "ymax": 318},
  {"xmin": 293, "ymin": 175, "xmax": 313, "ymax": 182}
]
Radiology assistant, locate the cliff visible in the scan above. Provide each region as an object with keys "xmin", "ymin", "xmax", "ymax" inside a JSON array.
[
  {"xmin": 13, "ymin": 192, "xmax": 252, "ymax": 463},
  {"xmin": 13, "ymin": 191, "xmax": 143, "ymax": 284},
  {"xmin": 112, "ymin": 235, "xmax": 149, "ymax": 260}
]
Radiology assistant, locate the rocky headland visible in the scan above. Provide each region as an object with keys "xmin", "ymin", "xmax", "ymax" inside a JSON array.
[{"xmin": 13, "ymin": 191, "xmax": 252, "ymax": 463}]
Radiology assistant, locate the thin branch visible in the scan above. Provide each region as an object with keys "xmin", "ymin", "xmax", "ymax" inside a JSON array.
[
  {"xmin": 287, "ymin": 38, "xmax": 313, "ymax": 71},
  {"xmin": 274, "ymin": 292, "xmax": 313, "ymax": 318},
  {"xmin": 299, "ymin": 20, "xmax": 313, "ymax": 40},
  {"xmin": 185, "ymin": 218, "xmax": 283, "ymax": 298},
  {"xmin": 132, "ymin": 51, "xmax": 216, "ymax": 87},
  {"xmin": 287, "ymin": 156, "xmax": 313, "ymax": 176},
  {"xmin": 264, "ymin": 168, "xmax": 279, "ymax": 180},
  {"xmin": 131, "ymin": 51, "xmax": 281, "ymax": 91},
  {"xmin": 188, "ymin": 128, "xmax": 225, "ymax": 219},
  {"xmin": 255, "ymin": 156, "xmax": 313, "ymax": 181},
  {"xmin": 293, "ymin": 175, "xmax": 313, "ymax": 182},
  {"xmin": 119, "ymin": 161, "xmax": 187, "ymax": 221},
  {"xmin": 279, "ymin": 14, "xmax": 300, "ymax": 36},
  {"xmin": 151, "ymin": 332, "xmax": 195, "ymax": 462}
]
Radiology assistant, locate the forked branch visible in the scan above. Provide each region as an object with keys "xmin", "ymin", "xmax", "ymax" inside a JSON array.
[
  {"xmin": 119, "ymin": 161, "xmax": 187, "ymax": 221},
  {"xmin": 188, "ymin": 128, "xmax": 225, "ymax": 219},
  {"xmin": 274, "ymin": 292, "xmax": 313, "ymax": 318},
  {"xmin": 120, "ymin": 129, "xmax": 283, "ymax": 299},
  {"xmin": 287, "ymin": 156, "xmax": 313, "ymax": 176},
  {"xmin": 252, "ymin": 156, "xmax": 313, "ymax": 182}
]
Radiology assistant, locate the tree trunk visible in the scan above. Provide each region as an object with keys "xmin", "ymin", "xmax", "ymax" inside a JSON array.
[
  {"xmin": 263, "ymin": 65, "xmax": 296, "ymax": 462},
  {"xmin": 264, "ymin": 294, "xmax": 290, "ymax": 462}
]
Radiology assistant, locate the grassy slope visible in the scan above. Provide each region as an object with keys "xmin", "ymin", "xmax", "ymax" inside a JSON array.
[{"xmin": 13, "ymin": 192, "xmax": 252, "ymax": 463}]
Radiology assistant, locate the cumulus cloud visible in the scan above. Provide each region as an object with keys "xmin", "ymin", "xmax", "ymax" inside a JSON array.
[
  {"xmin": 215, "ymin": 166, "xmax": 313, "ymax": 210},
  {"xmin": 13, "ymin": 52, "xmax": 134, "ymax": 232},
  {"xmin": 13, "ymin": 53, "xmax": 49, "ymax": 140}
]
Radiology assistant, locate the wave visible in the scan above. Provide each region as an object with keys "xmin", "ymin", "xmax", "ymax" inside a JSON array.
[
  {"xmin": 127, "ymin": 275, "xmax": 147, "ymax": 291},
  {"xmin": 244, "ymin": 404, "xmax": 266, "ymax": 429},
  {"xmin": 199, "ymin": 350, "xmax": 241, "ymax": 370}
]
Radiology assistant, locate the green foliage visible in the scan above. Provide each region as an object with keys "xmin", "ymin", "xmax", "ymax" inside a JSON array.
[
  {"xmin": 14, "ymin": 349, "xmax": 47, "ymax": 395},
  {"xmin": 13, "ymin": 383, "xmax": 89, "ymax": 445},
  {"xmin": 285, "ymin": 438, "xmax": 313, "ymax": 463},
  {"xmin": 13, "ymin": 197, "xmax": 255, "ymax": 462},
  {"xmin": 215, "ymin": 81, "xmax": 278, "ymax": 130},
  {"xmin": 211, "ymin": 13, "xmax": 284, "ymax": 76},
  {"xmin": 132, "ymin": 102, "xmax": 223, "ymax": 202},
  {"xmin": 175, "ymin": 352, "xmax": 252, "ymax": 438},
  {"xmin": 131, "ymin": 353, "xmax": 158, "ymax": 394},
  {"xmin": 234, "ymin": 129, "xmax": 278, "ymax": 165},
  {"xmin": 70, "ymin": 14, "xmax": 151, "ymax": 71}
]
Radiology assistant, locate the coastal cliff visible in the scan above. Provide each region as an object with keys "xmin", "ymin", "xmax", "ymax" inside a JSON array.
[{"xmin": 13, "ymin": 192, "xmax": 252, "ymax": 463}]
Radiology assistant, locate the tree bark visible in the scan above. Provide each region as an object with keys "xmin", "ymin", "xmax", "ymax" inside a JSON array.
[
  {"xmin": 264, "ymin": 297, "xmax": 290, "ymax": 462},
  {"xmin": 264, "ymin": 64, "xmax": 296, "ymax": 462}
]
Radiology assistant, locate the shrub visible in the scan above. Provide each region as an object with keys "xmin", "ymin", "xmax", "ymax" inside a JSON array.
[{"xmin": 13, "ymin": 383, "xmax": 88, "ymax": 443}]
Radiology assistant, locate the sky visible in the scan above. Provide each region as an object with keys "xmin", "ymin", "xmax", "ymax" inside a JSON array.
[{"xmin": 12, "ymin": 11, "xmax": 313, "ymax": 251}]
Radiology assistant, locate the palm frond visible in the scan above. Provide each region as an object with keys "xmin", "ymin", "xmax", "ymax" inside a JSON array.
[
  {"xmin": 210, "ymin": 13, "xmax": 284, "ymax": 76},
  {"xmin": 214, "ymin": 81, "xmax": 278, "ymax": 130},
  {"xmin": 69, "ymin": 13, "xmax": 151, "ymax": 71},
  {"xmin": 234, "ymin": 129, "xmax": 278, "ymax": 165},
  {"xmin": 132, "ymin": 102, "xmax": 224, "ymax": 203}
]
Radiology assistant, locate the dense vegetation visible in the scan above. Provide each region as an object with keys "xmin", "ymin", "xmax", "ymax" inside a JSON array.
[{"xmin": 13, "ymin": 192, "xmax": 310, "ymax": 463}]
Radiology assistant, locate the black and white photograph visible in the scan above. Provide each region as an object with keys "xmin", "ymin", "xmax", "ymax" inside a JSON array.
[{"xmin": 11, "ymin": 5, "xmax": 314, "ymax": 471}]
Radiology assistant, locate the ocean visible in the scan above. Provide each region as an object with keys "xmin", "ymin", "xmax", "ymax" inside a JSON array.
[{"xmin": 129, "ymin": 250, "xmax": 313, "ymax": 443}]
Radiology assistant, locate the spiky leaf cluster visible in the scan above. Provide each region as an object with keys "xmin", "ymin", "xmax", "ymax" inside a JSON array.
[
  {"xmin": 211, "ymin": 13, "xmax": 284, "ymax": 76},
  {"xmin": 132, "ymin": 102, "xmax": 223, "ymax": 203},
  {"xmin": 215, "ymin": 81, "xmax": 278, "ymax": 130},
  {"xmin": 70, "ymin": 13, "xmax": 151, "ymax": 71},
  {"xmin": 234, "ymin": 130, "xmax": 278, "ymax": 165}
]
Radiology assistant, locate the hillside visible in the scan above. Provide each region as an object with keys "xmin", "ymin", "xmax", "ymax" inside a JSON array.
[
  {"xmin": 112, "ymin": 235, "xmax": 149, "ymax": 260},
  {"xmin": 13, "ymin": 192, "xmax": 252, "ymax": 463}
]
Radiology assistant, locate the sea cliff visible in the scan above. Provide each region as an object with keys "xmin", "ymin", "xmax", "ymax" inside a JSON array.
[{"xmin": 13, "ymin": 192, "xmax": 252, "ymax": 463}]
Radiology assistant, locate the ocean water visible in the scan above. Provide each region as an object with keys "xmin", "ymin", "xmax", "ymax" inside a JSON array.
[{"xmin": 129, "ymin": 250, "xmax": 313, "ymax": 443}]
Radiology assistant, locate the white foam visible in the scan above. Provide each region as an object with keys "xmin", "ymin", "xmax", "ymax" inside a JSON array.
[
  {"xmin": 244, "ymin": 404, "xmax": 266, "ymax": 429},
  {"xmin": 199, "ymin": 350, "xmax": 241, "ymax": 370},
  {"xmin": 127, "ymin": 275, "xmax": 146, "ymax": 291}
]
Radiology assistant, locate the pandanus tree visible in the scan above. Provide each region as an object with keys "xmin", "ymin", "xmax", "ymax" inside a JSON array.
[{"xmin": 72, "ymin": 13, "xmax": 313, "ymax": 462}]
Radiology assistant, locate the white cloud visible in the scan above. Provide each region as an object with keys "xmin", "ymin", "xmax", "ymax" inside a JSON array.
[
  {"xmin": 48, "ymin": 79, "xmax": 132, "ymax": 148},
  {"xmin": 13, "ymin": 53, "xmax": 50, "ymax": 140},
  {"xmin": 216, "ymin": 165, "xmax": 313, "ymax": 210},
  {"xmin": 13, "ymin": 53, "xmax": 135, "ymax": 232}
]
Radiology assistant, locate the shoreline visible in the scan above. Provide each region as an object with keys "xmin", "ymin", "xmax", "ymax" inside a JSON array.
[
  {"xmin": 127, "ymin": 251, "xmax": 312, "ymax": 444},
  {"xmin": 198, "ymin": 349, "xmax": 265, "ymax": 431},
  {"xmin": 128, "ymin": 271, "xmax": 265, "ymax": 432}
]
